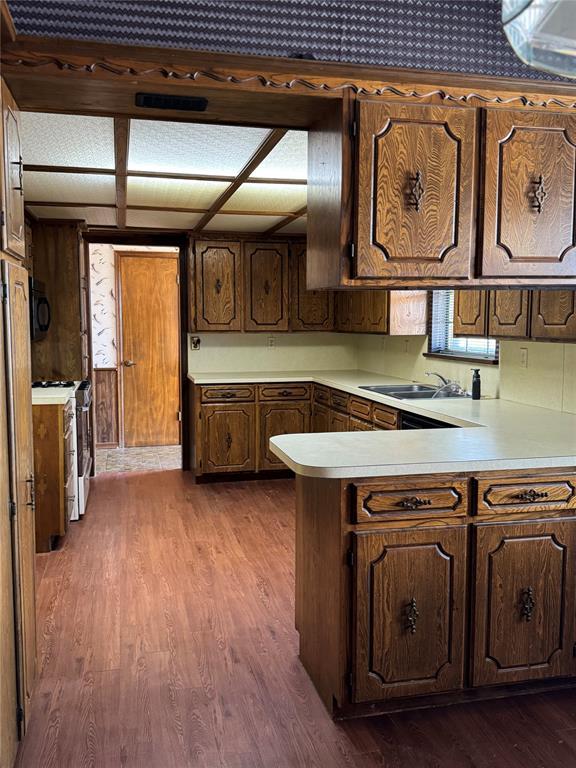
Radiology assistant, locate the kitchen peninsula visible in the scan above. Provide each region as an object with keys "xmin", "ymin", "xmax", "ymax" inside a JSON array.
[{"xmin": 268, "ymin": 384, "xmax": 576, "ymax": 718}]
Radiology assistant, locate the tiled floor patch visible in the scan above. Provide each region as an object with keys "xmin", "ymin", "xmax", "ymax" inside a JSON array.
[{"xmin": 95, "ymin": 445, "xmax": 181, "ymax": 474}]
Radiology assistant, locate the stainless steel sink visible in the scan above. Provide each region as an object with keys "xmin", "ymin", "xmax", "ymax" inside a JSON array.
[
  {"xmin": 360, "ymin": 383, "xmax": 470, "ymax": 400},
  {"xmin": 395, "ymin": 390, "xmax": 470, "ymax": 400},
  {"xmin": 360, "ymin": 384, "xmax": 437, "ymax": 395}
]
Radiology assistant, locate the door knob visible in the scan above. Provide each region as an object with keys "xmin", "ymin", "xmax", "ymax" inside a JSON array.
[{"xmin": 123, "ymin": 359, "xmax": 136, "ymax": 367}]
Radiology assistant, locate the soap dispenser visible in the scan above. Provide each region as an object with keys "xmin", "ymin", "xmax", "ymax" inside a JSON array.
[{"xmin": 470, "ymin": 368, "xmax": 481, "ymax": 400}]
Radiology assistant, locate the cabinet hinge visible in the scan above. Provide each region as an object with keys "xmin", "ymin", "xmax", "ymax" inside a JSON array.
[
  {"xmin": 573, "ymin": 642, "xmax": 576, "ymax": 658},
  {"xmin": 349, "ymin": 243, "xmax": 356, "ymax": 268},
  {"xmin": 177, "ymin": 410, "xmax": 182, "ymax": 422},
  {"xmin": 347, "ymin": 670, "xmax": 354, "ymax": 692},
  {"xmin": 16, "ymin": 706, "xmax": 23, "ymax": 724},
  {"xmin": 0, "ymin": 209, "xmax": 5, "ymax": 227},
  {"xmin": 350, "ymin": 120, "xmax": 357, "ymax": 139},
  {"xmin": 0, "ymin": 281, "xmax": 7, "ymax": 303},
  {"xmin": 176, "ymin": 273, "xmax": 180, "ymax": 285},
  {"xmin": 9, "ymin": 500, "xmax": 16, "ymax": 519},
  {"xmin": 346, "ymin": 548, "xmax": 354, "ymax": 567}
]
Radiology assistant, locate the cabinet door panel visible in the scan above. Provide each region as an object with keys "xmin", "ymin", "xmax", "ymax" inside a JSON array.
[
  {"xmin": 453, "ymin": 290, "xmax": 488, "ymax": 337},
  {"xmin": 353, "ymin": 526, "xmax": 467, "ymax": 702},
  {"xmin": 329, "ymin": 410, "xmax": 349, "ymax": 432},
  {"xmin": 259, "ymin": 403, "xmax": 310, "ymax": 470},
  {"xmin": 201, "ymin": 404, "xmax": 255, "ymax": 473},
  {"xmin": 355, "ymin": 101, "xmax": 476, "ymax": 279},
  {"xmin": 312, "ymin": 403, "xmax": 330, "ymax": 433},
  {"xmin": 473, "ymin": 520, "xmax": 576, "ymax": 686},
  {"xmin": 481, "ymin": 109, "xmax": 576, "ymax": 278},
  {"xmin": 1, "ymin": 80, "xmax": 25, "ymax": 259},
  {"xmin": 488, "ymin": 290, "xmax": 531, "ymax": 339},
  {"xmin": 195, "ymin": 240, "xmax": 242, "ymax": 331},
  {"xmin": 530, "ymin": 290, "xmax": 576, "ymax": 340},
  {"xmin": 244, "ymin": 242, "xmax": 289, "ymax": 331},
  {"xmin": 290, "ymin": 243, "xmax": 334, "ymax": 331}
]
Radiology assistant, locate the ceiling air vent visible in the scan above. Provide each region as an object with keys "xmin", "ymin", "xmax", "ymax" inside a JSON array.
[{"xmin": 135, "ymin": 93, "xmax": 208, "ymax": 111}]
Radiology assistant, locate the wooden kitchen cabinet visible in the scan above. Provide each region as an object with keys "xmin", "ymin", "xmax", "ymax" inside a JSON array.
[
  {"xmin": 1, "ymin": 78, "xmax": 25, "ymax": 260},
  {"xmin": 530, "ymin": 290, "xmax": 576, "ymax": 341},
  {"xmin": 473, "ymin": 519, "xmax": 576, "ymax": 686},
  {"xmin": 453, "ymin": 290, "xmax": 488, "ymax": 337},
  {"xmin": 329, "ymin": 409, "xmax": 349, "ymax": 432},
  {"xmin": 201, "ymin": 403, "xmax": 256, "ymax": 473},
  {"xmin": 481, "ymin": 109, "xmax": 576, "ymax": 280},
  {"xmin": 353, "ymin": 526, "xmax": 467, "ymax": 702},
  {"xmin": 258, "ymin": 402, "xmax": 310, "ymax": 470},
  {"xmin": 312, "ymin": 402, "xmax": 330, "ymax": 432},
  {"xmin": 244, "ymin": 241, "xmax": 289, "ymax": 332},
  {"xmin": 290, "ymin": 242, "xmax": 334, "ymax": 331},
  {"xmin": 488, "ymin": 290, "xmax": 531, "ymax": 338},
  {"xmin": 354, "ymin": 101, "xmax": 476, "ymax": 280},
  {"xmin": 335, "ymin": 290, "xmax": 427, "ymax": 334},
  {"xmin": 194, "ymin": 240, "xmax": 243, "ymax": 331}
]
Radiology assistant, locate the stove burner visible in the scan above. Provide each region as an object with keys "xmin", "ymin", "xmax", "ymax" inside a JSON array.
[{"xmin": 32, "ymin": 380, "xmax": 75, "ymax": 389}]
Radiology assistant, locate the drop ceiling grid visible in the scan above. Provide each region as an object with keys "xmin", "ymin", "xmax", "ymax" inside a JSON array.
[
  {"xmin": 27, "ymin": 206, "xmax": 117, "ymax": 226},
  {"xmin": 21, "ymin": 113, "xmax": 116, "ymax": 168},
  {"xmin": 127, "ymin": 176, "xmax": 230, "ymax": 208},
  {"xmin": 23, "ymin": 171, "xmax": 117, "ymax": 204},
  {"xmin": 250, "ymin": 130, "xmax": 308, "ymax": 180},
  {"xmin": 126, "ymin": 209, "xmax": 204, "ymax": 229},
  {"xmin": 204, "ymin": 214, "xmax": 287, "ymax": 232},
  {"xmin": 222, "ymin": 182, "xmax": 307, "ymax": 213},
  {"xmin": 276, "ymin": 215, "xmax": 307, "ymax": 234}
]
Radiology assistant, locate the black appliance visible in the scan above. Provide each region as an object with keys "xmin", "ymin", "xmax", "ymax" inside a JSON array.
[
  {"xmin": 75, "ymin": 380, "xmax": 93, "ymax": 477},
  {"xmin": 400, "ymin": 412, "xmax": 458, "ymax": 430},
  {"xmin": 29, "ymin": 278, "xmax": 51, "ymax": 341}
]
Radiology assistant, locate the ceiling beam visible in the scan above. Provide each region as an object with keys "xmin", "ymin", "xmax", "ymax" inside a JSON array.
[
  {"xmin": 193, "ymin": 128, "xmax": 287, "ymax": 232},
  {"xmin": 114, "ymin": 117, "xmax": 130, "ymax": 228},
  {"xmin": 25, "ymin": 201, "xmax": 301, "ymax": 217},
  {"xmin": 263, "ymin": 205, "xmax": 307, "ymax": 235}
]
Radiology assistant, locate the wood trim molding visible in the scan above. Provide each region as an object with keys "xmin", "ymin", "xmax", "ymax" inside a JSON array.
[
  {"xmin": 25, "ymin": 201, "xmax": 304, "ymax": 217},
  {"xmin": 264, "ymin": 205, "xmax": 307, "ymax": 235},
  {"xmin": 114, "ymin": 117, "xmax": 130, "ymax": 229}
]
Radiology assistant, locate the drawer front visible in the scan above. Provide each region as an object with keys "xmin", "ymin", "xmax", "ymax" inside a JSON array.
[
  {"xmin": 201, "ymin": 385, "xmax": 256, "ymax": 403},
  {"xmin": 372, "ymin": 404, "xmax": 398, "ymax": 429},
  {"xmin": 349, "ymin": 396, "xmax": 373, "ymax": 420},
  {"xmin": 354, "ymin": 480, "xmax": 469, "ymax": 523},
  {"xmin": 314, "ymin": 384, "xmax": 330, "ymax": 405},
  {"xmin": 330, "ymin": 390, "xmax": 350, "ymax": 412},
  {"xmin": 477, "ymin": 476, "xmax": 576, "ymax": 515},
  {"xmin": 349, "ymin": 417, "xmax": 374, "ymax": 432},
  {"xmin": 258, "ymin": 383, "xmax": 311, "ymax": 401}
]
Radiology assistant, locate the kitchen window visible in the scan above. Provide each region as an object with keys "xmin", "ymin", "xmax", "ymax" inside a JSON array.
[{"xmin": 427, "ymin": 290, "xmax": 498, "ymax": 363}]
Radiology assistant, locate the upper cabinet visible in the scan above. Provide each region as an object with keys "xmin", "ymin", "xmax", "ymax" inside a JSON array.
[
  {"xmin": 1, "ymin": 78, "xmax": 25, "ymax": 259},
  {"xmin": 290, "ymin": 243, "xmax": 334, "ymax": 331},
  {"xmin": 453, "ymin": 290, "xmax": 488, "ymax": 337},
  {"xmin": 244, "ymin": 241, "xmax": 289, "ymax": 332},
  {"xmin": 336, "ymin": 289, "xmax": 427, "ymax": 335},
  {"xmin": 531, "ymin": 290, "xmax": 576, "ymax": 340},
  {"xmin": 194, "ymin": 240, "xmax": 243, "ymax": 332},
  {"xmin": 355, "ymin": 101, "xmax": 476, "ymax": 281},
  {"xmin": 481, "ymin": 109, "xmax": 576, "ymax": 280}
]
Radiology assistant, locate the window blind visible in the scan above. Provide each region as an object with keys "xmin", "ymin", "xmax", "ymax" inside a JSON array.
[{"xmin": 430, "ymin": 291, "xmax": 498, "ymax": 359}]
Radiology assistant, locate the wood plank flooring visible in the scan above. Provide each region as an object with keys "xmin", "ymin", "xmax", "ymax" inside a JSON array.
[{"xmin": 15, "ymin": 471, "xmax": 576, "ymax": 768}]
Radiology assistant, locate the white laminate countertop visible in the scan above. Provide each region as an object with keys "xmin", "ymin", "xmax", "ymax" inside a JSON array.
[{"xmin": 189, "ymin": 369, "xmax": 576, "ymax": 478}]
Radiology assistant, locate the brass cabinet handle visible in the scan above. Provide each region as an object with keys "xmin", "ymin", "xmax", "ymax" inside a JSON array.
[
  {"xmin": 514, "ymin": 489, "xmax": 549, "ymax": 502},
  {"xmin": 279, "ymin": 389, "xmax": 291, "ymax": 397},
  {"xmin": 407, "ymin": 170, "xmax": 425, "ymax": 212},
  {"xmin": 225, "ymin": 433, "xmax": 233, "ymax": 450},
  {"xmin": 215, "ymin": 278, "xmax": 222, "ymax": 294},
  {"xmin": 530, "ymin": 175, "xmax": 547, "ymax": 214},
  {"xmin": 11, "ymin": 155, "xmax": 24, "ymax": 195},
  {"xmin": 397, "ymin": 496, "xmax": 432, "ymax": 510},
  {"xmin": 123, "ymin": 360, "xmax": 136, "ymax": 367},
  {"xmin": 406, "ymin": 597, "xmax": 419, "ymax": 634},
  {"xmin": 25, "ymin": 475, "xmax": 35, "ymax": 508},
  {"xmin": 520, "ymin": 587, "xmax": 535, "ymax": 622}
]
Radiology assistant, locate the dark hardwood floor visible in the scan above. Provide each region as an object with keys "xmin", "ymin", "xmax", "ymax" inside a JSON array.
[{"xmin": 16, "ymin": 471, "xmax": 576, "ymax": 768}]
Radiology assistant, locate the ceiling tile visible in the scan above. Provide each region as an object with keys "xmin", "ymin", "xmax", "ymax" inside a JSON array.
[
  {"xmin": 21, "ymin": 113, "xmax": 115, "ymax": 168},
  {"xmin": 126, "ymin": 210, "xmax": 203, "ymax": 229},
  {"xmin": 23, "ymin": 172, "xmax": 116, "ymax": 204},
  {"xmin": 27, "ymin": 206, "xmax": 117, "ymax": 226},
  {"xmin": 276, "ymin": 216, "xmax": 307, "ymax": 234},
  {"xmin": 203, "ymin": 214, "xmax": 285, "ymax": 233},
  {"xmin": 250, "ymin": 130, "xmax": 307, "ymax": 180},
  {"xmin": 221, "ymin": 183, "xmax": 307, "ymax": 213},
  {"xmin": 128, "ymin": 120, "xmax": 269, "ymax": 175},
  {"xmin": 127, "ymin": 176, "xmax": 228, "ymax": 209}
]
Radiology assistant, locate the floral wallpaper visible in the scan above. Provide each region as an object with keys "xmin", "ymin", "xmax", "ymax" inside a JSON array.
[{"xmin": 89, "ymin": 244, "xmax": 179, "ymax": 369}]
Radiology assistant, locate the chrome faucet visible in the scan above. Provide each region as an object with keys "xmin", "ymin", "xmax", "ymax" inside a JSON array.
[
  {"xmin": 425, "ymin": 371, "xmax": 450, "ymax": 387},
  {"xmin": 425, "ymin": 371, "xmax": 468, "ymax": 398}
]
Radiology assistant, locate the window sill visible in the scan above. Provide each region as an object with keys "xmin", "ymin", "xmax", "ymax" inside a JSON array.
[{"xmin": 423, "ymin": 352, "xmax": 499, "ymax": 366}]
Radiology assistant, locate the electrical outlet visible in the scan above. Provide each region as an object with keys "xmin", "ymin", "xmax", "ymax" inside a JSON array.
[
  {"xmin": 520, "ymin": 347, "xmax": 528, "ymax": 368},
  {"xmin": 190, "ymin": 336, "xmax": 201, "ymax": 351},
  {"xmin": 404, "ymin": 338, "xmax": 410, "ymax": 354},
  {"xmin": 268, "ymin": 335, "xmax": 276, "ymax": 348}
]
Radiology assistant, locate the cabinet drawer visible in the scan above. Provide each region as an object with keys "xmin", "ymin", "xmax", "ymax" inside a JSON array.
[
  {"xmin": 349, "ymin": 396, "xmax": 373, "ymax": 420},
  {"xmin": 258, "ymin": 383, "xmax": 311, "ymax": 401},
  {"xmin": 330, "ymin": 390, "xmax": 349, "ymax": 412},
  {"xmin": 477, "ymin": 476, "xmax": 576, "ymax": 515},
  {"xmin": 314, "ymin": 384, "xmax": 330, "ymax": 405},
  {"xmin": 354, "ymin": 479, "xmax": 469, "ymax": 523},
  {"xmin": 201, "ymin": 385, "xmax": 255, "ymax": 403},
  {"xmin": 372, "ymin": 404, "xmax": 398, "ymax": 429},
  {"xmin": 349, "ymin": 417, "xmax": 374, "ymax": 432}
]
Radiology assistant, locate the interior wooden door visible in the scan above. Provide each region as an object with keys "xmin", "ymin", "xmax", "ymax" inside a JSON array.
[
  {"xmin": 290, "ymin": 243, "xmax": 334, "ymax": 331},
  {"xmin": 353, "ymin": 526, "xmax": 467, "ymax": 702},
  {"xmin": 201, "ymin": 403, "xmax": 255, "ymax": 473},
  {"xmin": 258, "ymin": 402, "xmax": 310, "ymax": 470},
  {"xmin": 473, "ymin": 520, "xmax": 576, "ymax": 686},
  {"xmin": 354, "ymin": 100, "xmax": 476, "ymax": 280},
  {"xmin": 195, "ymin": 240, "xmax": 242, "ymax": 331},
  {"xmin": 244, "ymin": 242, "xmax": 289, "ymax": 331},
  {"xmin": 453, "ymin": 290, "xmax": 488, "ymax": 336},
  {"xmin": 2, "ymin": 260, "xmax": 36, "ymax": 730},
  {"xmin": 488, "ymin": 290, "xmax": 531, "ymax": 338},
  {"xmin": 0, "ymin": 287, "xmax": 19, "ymax": 765},
  {"xmin": 119, "ymin": 253, "xmax": 180, "ymax": 447},
  {"xmin": 481, "ymin": 109, "xmax": 576, "ymax": 279},
  {"xmin": 530, "ymin": 290, "xmax": 576, "ymax": 341},
  {"xmin": 1, "ymin": 80, "xmax": 26, "ymax": 259}
]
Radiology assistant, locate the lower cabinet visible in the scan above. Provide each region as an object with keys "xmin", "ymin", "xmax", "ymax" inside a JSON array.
[
  {"xmin": 352, "ymin": 526, "xmax": 467, "ymax": 702},
  {"xmin": 259, "ymin": 402, "xmax": 310, "ymax": 470},
  {"xmin": 330, "ymin": 410, "xmax": 349, "ymax": 432},
  {"xmin": 472, "ymin": 519, "xmax": 576, "ymax": 686},
  {"xmin": 312, "ymin": 402, "xmax": 330, "ymax": 433},
  {"xmin": 201, "ymin": 403, "xmax": 256, "ymax": 473},
  {"xmin": 349, "ymin": 417, "xmax": 374, "ymax": 432}
]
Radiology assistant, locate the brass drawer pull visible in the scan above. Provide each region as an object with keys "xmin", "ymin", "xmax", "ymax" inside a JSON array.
[
  {"xmin": 221, "ymin": 392, "xmax": 236, "ymax": 399},
  {"xmin": 514, "ymin": 489, "xmax": 549, "ymax": 502},
  {"xmin": 406, "ymin": 598, "xmax": 419, "ymax": 634},
  {"xmin": 397, "ymin": 496, "xmax": 432, "ymax": 510},
  {"xmin": 279, "ymin": 389, "xmax": 292, "ymax": 396},
  {"xmin": 520, "ymin": 587, "xmax": 535, "ymax": 622}
]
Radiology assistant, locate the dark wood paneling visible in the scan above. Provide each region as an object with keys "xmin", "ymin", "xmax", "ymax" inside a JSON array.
[
  {"xmin": 453, "ymin": 290, "xmax": 488, "ymax": 337},
  {"xmin": 194, "ymin": 240, "xmax": 243, "ymax": 331},
  {"xmin": 530, "ymin": 290, "xmax": 576, "ymax": 341},
  {"xmin": 488, "ymin": 289, "xmax": 531, "ymax": 338},
  {"xmin": 244, "ymin": 241, "xmax": 289, "ymax": 332},
  {"xmin": 355, "ymin": 101, "xmax": 476, "ymax": 280},
  {"xmin": 353, "ymin": 526, "xmax": 467, "ymax": 701},
  {"xmin": 94, "ymin": 368, "xmax": 118, "ymax": 447},
  {"xmin": 481, "ymin": 109, "xmax": 576, "ymax": 279}
]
